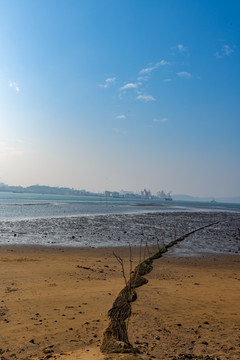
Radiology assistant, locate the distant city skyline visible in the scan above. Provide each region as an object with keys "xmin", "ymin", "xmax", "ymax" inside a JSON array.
[
  {"xmin": 0, "ymin": 182, "xmax": 172, "ymax": 198},
  {"xmin": 0, "ymin": 1, "xmax": 240, "ymax": 197},
  {"xmin": 1, "ymin": 182, "xmax": 240, "ymax": 204}
]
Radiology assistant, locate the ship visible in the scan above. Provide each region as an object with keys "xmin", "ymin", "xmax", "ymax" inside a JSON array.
[
  {"xmin": 156, "ymin": 190, "xmax": 172, "ymax": 201},
  {"xmin": 165, "ymin": 192, "xmax": 173, "ymax": 201}
]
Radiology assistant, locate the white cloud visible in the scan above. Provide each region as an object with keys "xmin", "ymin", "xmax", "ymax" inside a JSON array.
[
  {"xmin": 163, "ymin": 78, "xmax": 172, "ymax": 82},
  {"xmin": 177, "ymin": 71, "xmax": 192, "ymax": 78},
  {"xmin": 153, "ymin": 117, "xmax": 168, "ymax": 123},
  {"xmin": 116, "ymin": 115, "xmax": 126, "ymax": 119},
  {"xmin": 177, "ymin": 44, "xmax": 187, "ymax": 52},
  {"xmin": 137, "ymin": 94, "xmax": 155, "ymax": 102},
  {"xmin": 215, "ymin": 44, "xmax": 233, "ymax": 59},
  {"xmin": 139, "ymin": 60, "xmax": 169, "ymax": 75},
  {"xmin": 98, "ymin": 77, "xmax": 116, "ymax": 88},
  {"xmin": 120, "ymin": 83, "xmax": 138, "ymax": 91},
  {"xmin": 8, "ymin": 81, "xmax": 20, "ymax": 93},
  {"xmin": 106, "ymin": 77, "xmax": 116, "ymax": 84}
]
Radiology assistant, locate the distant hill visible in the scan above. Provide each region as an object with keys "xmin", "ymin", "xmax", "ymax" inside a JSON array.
[
  {"xmin": 0, "ymin": 183, "xmax": 98, "ymax": 197},
  {"xmin": 172, "ymin": 194, "xmax": 240, "ymax": 204}
]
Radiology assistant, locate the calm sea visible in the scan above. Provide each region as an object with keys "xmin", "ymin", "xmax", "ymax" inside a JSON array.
[
  {"xmin": 0, "ymin": 191, "xmax": 239, "ymax": 220},
  {"xmin": 0, "ymin": 192, "xmax": 240, "ymax": 251}
]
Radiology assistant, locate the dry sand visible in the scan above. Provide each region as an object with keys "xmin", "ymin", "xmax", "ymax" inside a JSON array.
[{"xmin": 0, "ymin": 246, "xmax": 239, "ymax": 360}]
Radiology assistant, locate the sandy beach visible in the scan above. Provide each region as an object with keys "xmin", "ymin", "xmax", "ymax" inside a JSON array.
[{"xmin": 0, "ymin": 244, "xmax": 239, "ymax": 360}]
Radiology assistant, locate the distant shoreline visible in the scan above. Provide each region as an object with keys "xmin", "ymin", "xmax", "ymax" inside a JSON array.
[{"xmin": 1, "ymin": 184, "xmax": 240, "ymax": 204}]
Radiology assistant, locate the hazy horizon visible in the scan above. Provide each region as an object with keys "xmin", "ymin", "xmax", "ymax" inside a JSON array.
[
  {"xmin": 1, "ymin": 1, "xmax": 240, "ymax": 198},
  {"xmin": 1, "ymin": 182, "xmax": 240, "ymax": 202}
]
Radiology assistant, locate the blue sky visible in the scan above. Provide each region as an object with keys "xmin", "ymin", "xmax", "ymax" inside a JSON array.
[{"xmin": 0, "ymin": 0, "xmax": 239, "ymax": 197}]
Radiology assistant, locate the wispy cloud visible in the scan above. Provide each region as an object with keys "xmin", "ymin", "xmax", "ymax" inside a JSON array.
[
  {"xmin": 116, "ymin": 114, "xmax": 126, "ymax": 119},
  {"xmin": 137, "ymin": 75, "xmax": 149, "ymax": 82},
  {"xmin": 153, "ymin": 117, "xmax": 168, "ymax": 123},
  {"xmin": 120, "ymin": 83, "xmax": 138, "ymax": 91},
  {"xmin": 177, "ymin": 71, "xmax": 192, "ymax": 79},
  {"xmin": 215, "ymin": 44, "xmax": 233, "ymax": 59},
  {"xmin": 98, "ymin": 77, "xmax": 116, "ymax": 88},
  {"xmin": 139, "ymin": 60, "xmax": 169, "ymax": 75},
  {"xmin": 113, "ymin": 128, "xmax": 128, "ymax": 135},
  {"xmin": 15, "ymin": 139, "xmax": 25, "ymax": 144},
  {"xmin": 163, "ymin": 78, "xmax": 172, "ymax": 82},
  {"xmin": 137, "ymin": 94, "xmax": 155, "ymax": 102},
  {"xmin": 177, "ymin": 44, "xmax": 187, "ymax": 52},
  {"xmin": 0, "ymin": 141, "xmax": 23, "ymax": 157},
  {"xmin": 8, "ymin": 81, "xmax": 20, "ymax": 93},
  {"xmin": 170, "ymin": 44, "xmax": 190, "ymax": 59}
]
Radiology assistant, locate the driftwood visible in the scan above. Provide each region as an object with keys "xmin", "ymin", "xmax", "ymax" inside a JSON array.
[{"xmin": 101, "ymin": 221, "xmax": 219, "ymax": 354}]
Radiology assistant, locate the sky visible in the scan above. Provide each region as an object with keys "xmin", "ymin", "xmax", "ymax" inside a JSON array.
[{"xmin": 0, "ymin": 0, "xmax": 240, "ymax": 197}]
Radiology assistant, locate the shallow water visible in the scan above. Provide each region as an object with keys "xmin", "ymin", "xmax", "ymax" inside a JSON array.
[
  {"xmin": 0, "ymin": 192, "xmax": 240, "ymax": 255},
  {"xmin": 0, "ymin": 191, "xmax": 239, "ymax": 221}
]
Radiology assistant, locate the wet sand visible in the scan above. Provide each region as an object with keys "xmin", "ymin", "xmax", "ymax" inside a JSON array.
[
  {"xmin": 0, "ymin": 245, "xmax": 239, "ymax": 360},
  {"xmin": 1, "ymin": 212, "xmax": 240, "ymax": 255}
]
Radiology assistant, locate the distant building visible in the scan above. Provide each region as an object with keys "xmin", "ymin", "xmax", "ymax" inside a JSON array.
[
  {"xmin": 104, "ymin": 191, "xmax": 120, "ymax": 198},
  {"xmin": 157, "ymin": 190, "xmax": 166, "ymax": 199},
  {"xmin": 141, "ymin": 188, "xmax": 152, "ymax": 199}
]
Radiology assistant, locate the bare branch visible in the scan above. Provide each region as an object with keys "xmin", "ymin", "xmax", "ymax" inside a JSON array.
[{"xmin": 113, "ymin": 251, "xmax": 128, "ymax": 288}]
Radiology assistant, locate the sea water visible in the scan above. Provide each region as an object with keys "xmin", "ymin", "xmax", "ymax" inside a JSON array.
[
  {"xmin": 0, "ymin": 192, "xmax": 239, "ymax": 252},
  {"xmin": 0, "ymin": 191, "xmax": 239, "ymax": 221}
]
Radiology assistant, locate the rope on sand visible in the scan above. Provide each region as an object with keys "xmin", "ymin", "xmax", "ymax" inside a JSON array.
[{"xmin": 100, "ymin": 221, "xmax": 219, "ymax": 355}]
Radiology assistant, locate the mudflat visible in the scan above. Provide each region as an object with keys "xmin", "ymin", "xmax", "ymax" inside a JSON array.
[{"xmin": 0, "ymin": 246, "xmax": 239, "ymax": 360}]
